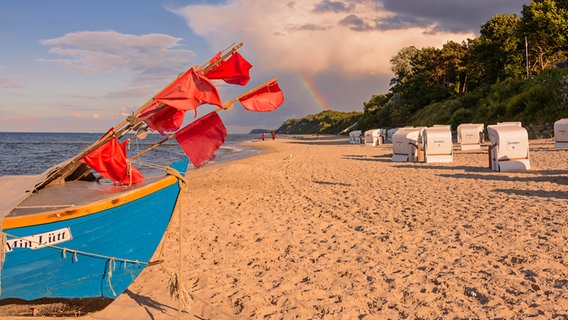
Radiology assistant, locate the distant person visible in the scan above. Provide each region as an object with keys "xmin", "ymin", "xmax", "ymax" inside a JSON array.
[
  {"xmin": 261, "ymin": 133, "xmax": 265, "ymax": 141},
  {"xmin": 271, "ymin": 132, "xmax": 276, "ymax": 140}
]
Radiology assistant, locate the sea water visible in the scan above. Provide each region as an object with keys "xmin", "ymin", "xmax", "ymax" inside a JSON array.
[{"xmin": 0, "ymin": 132, "xmax": 263, "ymax": 176}]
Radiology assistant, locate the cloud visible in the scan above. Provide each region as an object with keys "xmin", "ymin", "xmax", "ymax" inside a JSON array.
[
  {"xmin": 103, "ymin": 87, "xmax": 156, "ymax": 99},
  {"xmin": 339, "ymin": 14, "xmax": 374, "ymax": 31},
  {"xmin": 380, "ymin": 0, "xmax": 527, "ymax": 33},
  {"xmin": 172, "ymin": 0, "xmax": 475, "ymax": 78},
  {"xmin": 0, "ymin": 77, "xmax": 25, "ymax": 89},
  {"xmin": 37, "ymin": 30, "xmax": 205, "ymax": 104},
  {"xmin": 165, "ymin": 0, "xmax": 510, "ymax": 131},
  {"xmin": 164, "ymin": 0, "xmax": 527, "ymax": 132},
  {"xmin": 374, "ymin": 13, "xmax": 435, "ymax": 31},
  {"xmin": 21, "ymin": 0, "xmax": 528, "ymax": 133},
  {"xmin": 313, "ymin": 0, "xmax": 353, "ymax": 13},
  {"xmin": 39, "ymin": 31, "xmax": 196, "ymax": 76},
  {"xmin": 289, "ymin": 24, "xmax": 331, "ymax": 31}
]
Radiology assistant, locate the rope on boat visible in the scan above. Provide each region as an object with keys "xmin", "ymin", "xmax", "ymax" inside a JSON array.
[
  {"xmin": 107, "ymin": 258, "xmax": 117, "ymax": 297},
  {"xmin": 136, "ymin": 160, "xmax": 170, "ymax": 171},
  {"xmin": 2, "ymin": 232, "xmax": 148, "ymax": 266},
  {"xmin": 165, "ymin": 166, "xmax": 193, "ymax": 319},
  {"xmin": 1, "ymin": 164, "xmax": 195, "ymax": 314},
  {"xmin": 2, "ymin": 231, "xmax": 148, "ymax": 297},
  {"xmin": 0, "ymin": 232, "xmax": 5, "ymax": 295},
  {"xmin": 155, "ymin": 169, "xmax": 241, "ymax": 320}
]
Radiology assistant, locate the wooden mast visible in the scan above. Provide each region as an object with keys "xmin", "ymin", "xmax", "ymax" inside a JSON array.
[
  {"xmin": 220, "ymin": 77, "xmax": 278, "ymax": 109},
  {"xmin": 128, "ymin": 78, "xmax": 278, "ymax": 161},
  {"xmin": 35, "ymin": 42, "xmax": 244, "ymax": 190}
]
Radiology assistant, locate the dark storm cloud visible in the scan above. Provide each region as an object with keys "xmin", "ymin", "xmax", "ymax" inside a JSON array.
[
  {"xmin": 379, "ymin": 0, "xmax": 528, "ymax": 33},
  {"xmin": 313, "ymin": 0, "xmax": 353, "ymax": 13},
  {"xmin": 374, "ymin": 14, "xmax": 432, "ymax": 31},
  {"xmin": 289, "ymin": 23, "xmax": 331, "ymax": 31},
  {"xmin": 339, "ymin": 14, "xmax": 373, "ymax": 31},
  {"xmin": 311, "ymin": 0, "xmax": 527, "ymax": 34}
]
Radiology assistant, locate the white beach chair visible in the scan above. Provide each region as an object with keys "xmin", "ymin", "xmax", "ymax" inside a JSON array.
[
  {"xmin": 554, "ymin": 118, "xmax": 568, "ymax": 149},
  {"xmin": 380, "ymin": 129, "xmax": 388, "ymax": 144},
  {"xmin": 364, "ymin": 129, "xmax": 382, "ymax": 146},
  {"xmin": 349, "ymin": 130, "xmax": 362, "ymax": 144},
  {"xmin": 391, "ymin": 127, "xmax": 425, "ymax": 162},
  {"xmin": 423, "ymin": 125, "xmax": 453, "ymax": 163},
  {"xmin": 497, "ymin": 121, "xmax": 522, "ymax": 126},
  {"xmin": 487, "ymin": 123, "xmax": 530, "ymax": 172},
  {"xmin": 457, "ymin": 123, "xmax": 485, "ymax": 151},
  {"xmin": 386, "ymin": 128, "xmax": 398, "ymax": 143}
]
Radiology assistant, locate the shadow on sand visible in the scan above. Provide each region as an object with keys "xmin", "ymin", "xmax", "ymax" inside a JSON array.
[{"xmin": 124, "ymin": 289, "xmax": 190, "ymax": 320}]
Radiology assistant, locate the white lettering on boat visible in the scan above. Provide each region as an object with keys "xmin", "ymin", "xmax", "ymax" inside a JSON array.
[{"xmin": 5, "ymin": 227, "xmax": 72, "ymax": 252}]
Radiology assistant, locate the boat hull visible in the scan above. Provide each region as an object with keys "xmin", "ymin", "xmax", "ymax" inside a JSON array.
[{"xmin": 1, "ymin": 159, "xmax": 188, "ymax": 301}]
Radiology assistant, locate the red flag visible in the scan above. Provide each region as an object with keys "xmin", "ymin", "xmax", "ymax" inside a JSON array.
[
  {"xmin": 80, "ymin": 136, "xmax": 144, "ymax": 185},
  {"xmin": 204, "ymin": 52, "xmax": 252, "ymax": 86},
  {"xmin": 174, "ymin": 112, "xmax": 227, "ymax": 168},
  {"xmin": 140, "ymin": 103, "xmax": 185, "ymax": 135},
  {"xmin": 154, "ymin": 68, "xmax": 222, "ymax": 113},
  {"xmin": 238, "ymin": 80, "xmax": 284, "ymax": 112}
]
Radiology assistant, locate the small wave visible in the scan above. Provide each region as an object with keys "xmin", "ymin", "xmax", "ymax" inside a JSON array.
[
  {"xmin": 220, "ymin": 145, "xmax": 243, "ymax": 153},
  {"xmin": 0, "ymin": 141, "xmax": 92, "ymax": 146},
  {"xmin": 0, "ymin": 133, "xmax": 262, "ymax": 176}
]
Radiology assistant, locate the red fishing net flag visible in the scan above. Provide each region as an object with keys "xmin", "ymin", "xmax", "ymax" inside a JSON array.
[
  {"xmin": 140, "ymin": 67, "xmax": 224, "ymax": 134},
  {"xmin": 140, "ymin": 103, "xmax": 185, "ymax": 135},
  {"xmin": 153, "ymin": 68, "xmax": 223, "ymax": 113},
  {"xmin": 237, "ymin": 79, "xmax": 284, "ymax": 112},
  {"xmin": 80, "ymin": 133, "xmax": 144, "ymax": 185},
  {"xmin": 174, "ymin": 112, "xmax": 228, "ymax": 168},
  {"xmin": 204, "ymin": 52, "xmax": 253, "ymax": 86}
]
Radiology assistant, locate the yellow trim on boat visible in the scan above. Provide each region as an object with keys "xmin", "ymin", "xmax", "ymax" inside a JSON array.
[{"xmin": 2, "ymin": 175, "xmax": 178, "ymax": 230}]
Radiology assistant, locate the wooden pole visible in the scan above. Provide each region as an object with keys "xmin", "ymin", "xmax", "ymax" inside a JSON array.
[
  {"xmin": 217, "ymin": 78, "xmax": 278, "ymax": 110},
  {"xmin": 136, "ymin": 42, "xmax": 245, "ymax": 124},
  {"xmin": 130, "ymin": 135, "xmax": 175, "ymax": 161},
  {"xmin": 197, "ymin": 42, "xmax": 236, "ymax": 71},
  {"xmin": 200, "ymin": 42, "xmax": 243, "ymax": 74},
  {"xmin": 118, "ymin": 42, "xmax": 243, "ymax": 130},
  {"xmin": 35, "ymin": 42, "xmax": 245, "ymax": 190},
  {"xmin": 128, "ymin": 78, "xmax": 276, "ymax": 162},
  {"xmin": 237, "ymin": 77, "xmax": 277, "ymax": 99},
  {"xmin": 488, "ymin": 144, "xmax": 496, "ymax": 170}
]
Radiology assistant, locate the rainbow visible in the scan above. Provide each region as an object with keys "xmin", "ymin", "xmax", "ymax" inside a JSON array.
[{"xmin": 298, "ymin": 74, "xmax": 331, "ymax": 111}]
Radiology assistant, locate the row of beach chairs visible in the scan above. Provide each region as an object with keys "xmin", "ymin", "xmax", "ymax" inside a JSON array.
[{"xmin": 348, "ymin": 118, "xmax": 568, "ymax": 172}]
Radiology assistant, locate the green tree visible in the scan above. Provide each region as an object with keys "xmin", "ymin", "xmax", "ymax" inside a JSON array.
[
  {"xmin": 363, "ymin": 94, "xmax": 389, "ymax": 114},
  {"xmin": 470, "ymin": 13, "xmax": 524, "ymax": 84},
  {"xmin": 387, "ymin": 46, "xmax": 456, "ymax": 126},
  {"xmin": 359, "ymin": 94, "xmax": 391, "ymax": 130},
  {"xmin": 462, "ymin": 38, "xmax": 484, "ymax": 92},
  {"xmin": 519, "ymin": 0, "xmax": 568, "ymax": 73},
  {"xmin": 356, "ymin": 0, "xmax": 568, "ymax": 132},
  {"xmin": 389, "ymin": 46, "xmax": 419, "ymax": 86},
  {"xmin": 440, "ymin": 41, "xmax": 469, "ymax": 94},
  {"xmin": 412, "ymin": 47, "xmax": 444, "ymax": 86}
]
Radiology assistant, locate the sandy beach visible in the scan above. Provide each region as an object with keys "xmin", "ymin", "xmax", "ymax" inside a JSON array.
[{"xmin": 2, "ymin": 135, "xmax": 567, "ymax": 319}]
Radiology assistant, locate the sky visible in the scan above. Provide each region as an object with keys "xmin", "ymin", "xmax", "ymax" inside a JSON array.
[{"xmin": 0, "ymin": 0, "xmax": 529, "ymax": 133}]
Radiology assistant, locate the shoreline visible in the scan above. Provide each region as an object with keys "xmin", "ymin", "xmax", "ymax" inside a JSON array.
[{"xmin": 1, "ymin": 136, "xmax": 567, "ymax": 319}]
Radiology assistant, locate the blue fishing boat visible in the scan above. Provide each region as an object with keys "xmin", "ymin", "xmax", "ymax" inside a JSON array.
[
  {"xmin": 0, "ymin": 42, "xmax": 283, "ymax": 315},
  {"xmin": 1, "ymin": 158, "xmax": 187, "ymax": 303}
]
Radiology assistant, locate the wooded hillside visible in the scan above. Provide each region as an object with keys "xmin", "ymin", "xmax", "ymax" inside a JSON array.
[{"xmin": 277, "ymin": 0, "xmax": 567, "ymax": 137}]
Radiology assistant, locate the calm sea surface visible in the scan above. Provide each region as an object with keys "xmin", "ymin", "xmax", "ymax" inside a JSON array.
[{"xmin": 0, "ymin": 132, "xmax": 263, "ymax": 176}]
